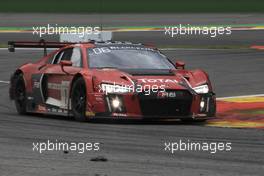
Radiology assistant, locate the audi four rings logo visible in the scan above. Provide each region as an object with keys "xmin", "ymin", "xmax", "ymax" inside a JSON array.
[{"xmin": 157, "ymin": 91, "xmax": 177, "ymax": 98}]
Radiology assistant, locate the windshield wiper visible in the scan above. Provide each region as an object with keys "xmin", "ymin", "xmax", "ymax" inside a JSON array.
[{"xmin": 97, "ymin": 67, "xmax": 119, "ymax": 69}]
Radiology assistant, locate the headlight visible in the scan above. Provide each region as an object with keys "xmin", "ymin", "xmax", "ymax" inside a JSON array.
[
  {"xmin": 101, "ymin": 83, "xmax": 132, "ymax": 94},
  {"xmin": 108, "ymin": 94, "xmax": 126, "ymax": 113},
  {"xmin": 193, "ymin": 84, "xmax": 209, "ymax": 94}
]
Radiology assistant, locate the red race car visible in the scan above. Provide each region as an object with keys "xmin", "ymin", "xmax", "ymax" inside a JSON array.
[{"xmin": 9, "ymin": 40, "xmax": 216, "ymax": 122}]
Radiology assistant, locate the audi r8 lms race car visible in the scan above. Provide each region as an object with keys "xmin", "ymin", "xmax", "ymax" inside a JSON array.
[{"xmin": 9, "ymin": 40, "xmax": 216, "ymax": 122}]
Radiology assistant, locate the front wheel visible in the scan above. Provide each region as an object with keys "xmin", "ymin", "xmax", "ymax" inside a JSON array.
[
  {"xmin": 13, "ymin": 74, "xmax": 27, "ymax": 114},
  {"xmin": 71, "ymin": 77, "xmax": 87, "ymax": 121}
]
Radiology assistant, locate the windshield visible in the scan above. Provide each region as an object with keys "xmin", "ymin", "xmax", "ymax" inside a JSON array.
[{"xmin": 87, "ymin": 46, "xmax": 175, "ymax": 69}]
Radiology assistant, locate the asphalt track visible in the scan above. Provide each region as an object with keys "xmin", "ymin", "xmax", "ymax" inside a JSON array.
[
  {"xmin": 0, "ymin": 48, "xmax": 263, "ymax": 176},
  {"xmin": 0, "ymin": 13, "xmax": 263, "ymax": 176},
  {"xmin": 0, "ymin": 13, "xmax": 264, "ymax": 46},
  {"xmin": 1, "ymin": 30, "xmax": 264, "ymax": 46}
]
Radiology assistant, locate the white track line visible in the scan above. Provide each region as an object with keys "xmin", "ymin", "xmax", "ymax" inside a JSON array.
[
  {"xmin": 0, "ymin": 80, "xmax": 9, "ymax": 84},
  {"xmin": 1, "ymin": 48, "xmax": 56, "ymax": 50},
  {"xmin": 217, "ymin": 94, "xmax": 264, "ymax": 100},
  {"xmin": 159, "ymin": 48, "xmax": 245, "ymax": 51}
]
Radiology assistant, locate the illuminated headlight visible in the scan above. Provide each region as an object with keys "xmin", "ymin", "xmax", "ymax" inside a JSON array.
[
  {"xmin": 200, "ymin": 100, "xmax": 205, "ymax": 108},
  {"xmin": 200, "ymin": 98, "xmax": 206, "ymax": 111},
  {"xmin": 107, "ymin": 95, "xmax": 125, "ymax": 113},
  {"xmin": 193, "ymin": 84, "xmax": 209, "ymax": 94},
  {"xmin": 112, "ymin": 98, "xmax": 121, "ymax": 108},
  {"xmin": 101, "ymin": 83, "xmax": 132, "ymax": 94}
]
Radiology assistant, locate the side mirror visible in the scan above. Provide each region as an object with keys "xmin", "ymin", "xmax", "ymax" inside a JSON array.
[
  {"xmin": 59, "ymin": 60, "xmax": 72, "ymax": 75},
  {"xmin": 59, "ymin": 60, "xmax": 72, "ymax": 67},
  {"xmin": 175, "ymin": 61, "xmax": 185, "ymax": 70}
]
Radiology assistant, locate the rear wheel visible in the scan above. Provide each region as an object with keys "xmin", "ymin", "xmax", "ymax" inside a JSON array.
[
  {"xmin": 71, "ymin": 77, "xmax": 87, "ymax": 121},
  {"xmin": 14, "ymin": 74, "xmax": 27, "ymax": 114}
]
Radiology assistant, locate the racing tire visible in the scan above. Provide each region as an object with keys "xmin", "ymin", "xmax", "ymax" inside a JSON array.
[
  {"xmin": 71, "ymin": 77, "xmax": 87, "ymax": 121},
  {"xmin": 13, "ymin": 74, "xmax": 27, "ymax": 115}
]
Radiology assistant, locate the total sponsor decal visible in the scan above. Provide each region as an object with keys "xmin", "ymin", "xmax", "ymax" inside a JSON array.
[
  {"xmin": 207, "ymin": 95, "xmax": 264, "ymax": 129},
  {"xmin": 137, "ymin": 79, "xmax": 179, "ymax": 84}
]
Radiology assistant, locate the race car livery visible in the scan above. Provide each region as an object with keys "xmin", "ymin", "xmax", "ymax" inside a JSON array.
[{"xmin": 9, "ymin": 40, "xmax": 216, "ymax": 121}]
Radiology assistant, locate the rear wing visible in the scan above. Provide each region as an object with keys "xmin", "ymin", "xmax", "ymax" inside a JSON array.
[{"xmin": 8, "ymin": 39, "xmax": 78, "ymax": 56}]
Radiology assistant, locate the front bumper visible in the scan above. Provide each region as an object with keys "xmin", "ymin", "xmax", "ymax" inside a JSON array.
[{"xmin": 86, "ymin": 91, "xmax": 216, "ymax": 120}]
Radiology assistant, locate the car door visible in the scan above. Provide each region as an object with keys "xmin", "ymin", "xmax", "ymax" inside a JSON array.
[{"xmin": 31, "ymin": 47, "xmax": 83, "ymax": 113}]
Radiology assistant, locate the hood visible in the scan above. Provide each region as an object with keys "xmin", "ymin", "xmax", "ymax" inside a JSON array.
[{"xmin": 91, "ymin": 68, "xmax": 193, "ymax": 91}]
